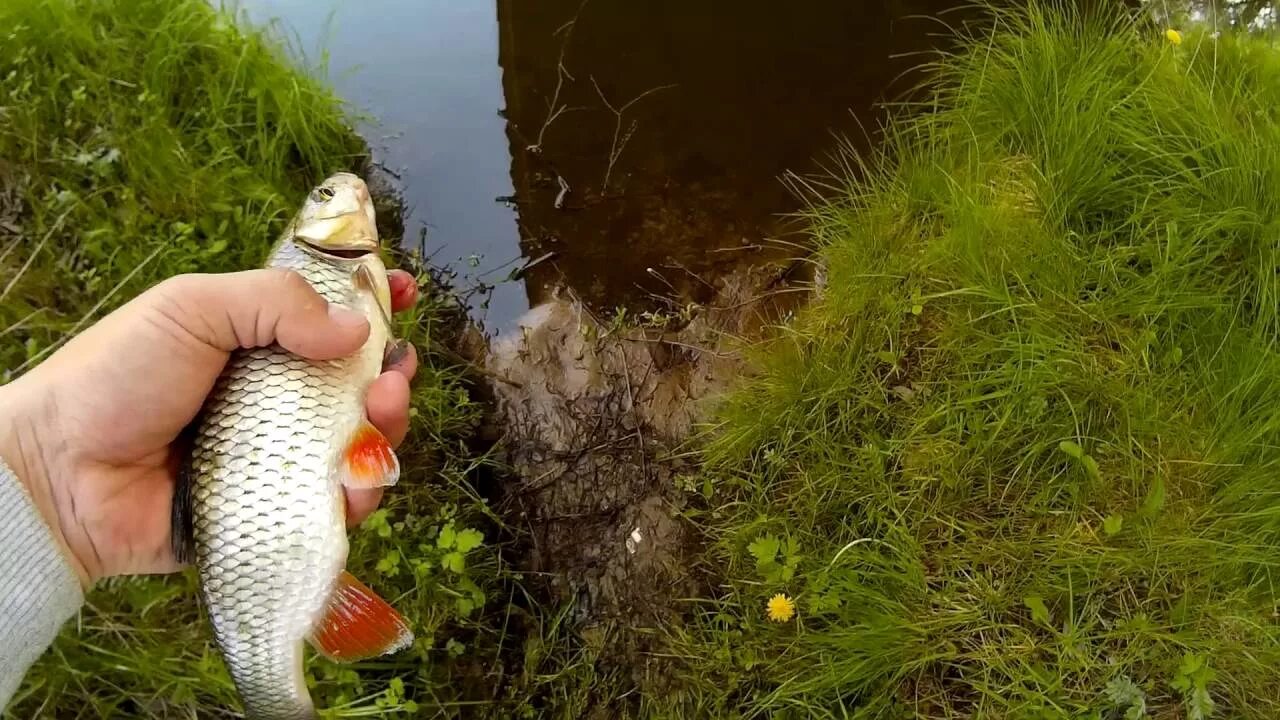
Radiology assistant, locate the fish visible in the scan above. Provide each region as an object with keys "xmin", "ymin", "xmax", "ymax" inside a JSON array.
[{"xmin": 172, "ymin": 172, "xmax": 412, "ymax": 720}]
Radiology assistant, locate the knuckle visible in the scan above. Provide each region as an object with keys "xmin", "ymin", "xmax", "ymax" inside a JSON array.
[
  {"xmin": 152, "ymin": 272, "xmax": 201, "ymax": 298},
  {"xmin": 263, "ymin": 268, "xmax": 321, "ymax": 309}
]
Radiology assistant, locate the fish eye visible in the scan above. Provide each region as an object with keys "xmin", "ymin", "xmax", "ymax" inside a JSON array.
[{"xmin": 314, "ymin": 186, "xmax": 336, "ymax": 201}]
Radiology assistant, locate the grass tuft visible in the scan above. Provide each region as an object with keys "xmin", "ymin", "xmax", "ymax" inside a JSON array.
[{"xmin": 667, "ymin": 5, "xmax": 1280, "ymax": 719}]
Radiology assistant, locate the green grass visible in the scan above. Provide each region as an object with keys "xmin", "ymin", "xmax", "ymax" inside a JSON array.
[
  {"xmin": 0, "ymin": 0, "xmax": 502, "ymax": 716},
  {"xmin": 661, "ymin": 6, "xmax": 1280, "ymax": 719}
]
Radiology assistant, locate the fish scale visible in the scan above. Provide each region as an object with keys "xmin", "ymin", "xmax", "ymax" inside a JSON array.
[{"xmin": 184, "ymin": 184, "xmax": 397, "ymax": 720}]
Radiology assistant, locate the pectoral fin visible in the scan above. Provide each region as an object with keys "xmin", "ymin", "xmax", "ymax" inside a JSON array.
[
  {"xmin": 307, "ymin": 570, "xmax": 413, "ymax": 662},
  {"xmin": 352, "ymin": 263, "xmax": 394, "ymax": 334},
  {"xmin": 171, "ymin": 464, "xmax": 195, "ymax": 565},
  {"xmin": 339, "ymin": 419, "xmax": 400, "ymax": 489},
  {"xmin": 351, "ymin": 263, "xmax": 414, "ymax": 370}
]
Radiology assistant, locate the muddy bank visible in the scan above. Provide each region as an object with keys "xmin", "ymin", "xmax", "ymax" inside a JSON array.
[{"xmin": 482, "ymin": 261, "xmax": 810, "ymax": 648}]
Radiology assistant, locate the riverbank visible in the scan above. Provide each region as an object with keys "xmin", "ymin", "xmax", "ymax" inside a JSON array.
[{"xmin": 660, "ymin": 6, "xmax": 1280, "ymax": 719}]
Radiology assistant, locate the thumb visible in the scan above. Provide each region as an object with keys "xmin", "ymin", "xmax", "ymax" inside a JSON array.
[{"xmin": 155, "ymin": 269, "xmax": 370, "ymax": 360}]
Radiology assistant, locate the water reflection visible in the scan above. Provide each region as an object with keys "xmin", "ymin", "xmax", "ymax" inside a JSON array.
[
  {"xmin": 238, "ymin": 0, "xmax": 981, "ymax": 328},
  {"xmin": 1151, "ymin": 0, "xmax": 1278, "ymax": 28},
  {"xmin": 235, "ymin": 0, "xmax": 527, "ymax": 326},
  {"xmin": 498, "ymin": 0, "xmax": 972, "ymax": 313}
]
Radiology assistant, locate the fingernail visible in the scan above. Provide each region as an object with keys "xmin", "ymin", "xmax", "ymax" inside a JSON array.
[
  {"xmin": 384, "ymin": 339, "xmax": 411, "ymax": 366},
  {"xmin": 328, "ymin": 303, "xmax": 366, "ymax": 327}
]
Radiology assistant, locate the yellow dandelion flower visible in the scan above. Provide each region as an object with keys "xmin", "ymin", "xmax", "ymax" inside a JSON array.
[
  {"xmin": 1166, "ymin": 28, "xmax": 1183, "ymax": 46},
  {"xmin": 766, "ymin": 593, "xmax": 796, "ymax": 622}
]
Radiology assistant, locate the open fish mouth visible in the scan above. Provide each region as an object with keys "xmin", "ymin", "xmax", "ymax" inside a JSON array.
[{"xmin": 297, "ymin": 240, "xmax": 376, "ymax": 260}]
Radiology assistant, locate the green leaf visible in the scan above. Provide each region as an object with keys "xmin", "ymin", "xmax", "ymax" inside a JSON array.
[
  {"xmin": 442, "ymin": 551, "xmax": 466, "ymax": 573},
  {"xmin": 364, "ymin": 509, "xmax": 393, "ymax": 538},
  {"xmin": 1082, "ymin": 454, "xmax": 1101, "ymax": 481},
  {"xmin": 375, "ymin": 549, "xmax": 401, "ymax": 575},
  {"xmin": 1187, "ymin": 686, "xmax": 1214, "ymax": 720},
  {"xmin": 747, "ymin": 535, "xmax": 780, "ymax": 567},
  {"xmin": 760, "ymin": 563, "xmax": 783, "ymax": 584},
  {"xmin": 446, "ymin": 638, "xmax": 466, "ymax": 657},
  {"xmin": 1142, "ymin": 477, "xmax": 1166, "ymax": 517},
  {"xmin": 1023, "ymin": 595, "xmax": 1051, "ymax": 626},
  {"xmin": 437, "ymin": 524, "xmax": 457, "ymax": 549},
  {"xmin": 1103, "ymin": 514, "xmax": 1124, "ymax": 536},
  {"xmin": 1105, "ymin": 675, "xmax": 1147, "ymax": 720},
  {"xmin": 784, "ymin": 536, "xmax": 800, "ymax": 559},
  {"xmin": 454, "ymin": 528, "xmax": 484, "ymax": 553},
  {"xmin": 455, "ymin": 596, "xmax": 475, "ymax": 616},
  {"xmin": 1058, "ymin": 440, "xmax": 1084, "ymax": 459},
  {"xmin": 875, "ymin": 350, "xmax": 899, "ymax": 365}
]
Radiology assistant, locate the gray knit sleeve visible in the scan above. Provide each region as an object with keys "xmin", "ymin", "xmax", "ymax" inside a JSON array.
[{"xmin": 0, "ymin": 456, "xmax": 84, "ymax": 708}]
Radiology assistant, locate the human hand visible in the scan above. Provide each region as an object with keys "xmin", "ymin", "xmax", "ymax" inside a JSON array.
[{"xmin": 0, "ymin": 268, "xmax": 420, "ymax": 587}]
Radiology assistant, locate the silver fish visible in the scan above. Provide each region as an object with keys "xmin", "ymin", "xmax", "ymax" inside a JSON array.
[{"xmin": 173, "ymin": 172, "xmax": 412, "ymax": 720}]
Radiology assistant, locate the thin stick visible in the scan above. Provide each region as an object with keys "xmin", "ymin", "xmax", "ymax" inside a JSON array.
[
  {"xmin": 527, "ymin": 0, "xmax": 591, "ymax": 153},
  {"xmin": 590, "ymin": 78, "xmax": 676, "ymax": 193},
  {"xmin": 623, "ymin": 363, "xmax": 648, "ymax": 482},
  {"xmin": 0, "ymin": 209, "xmax": 72, "ymax": 302},
  {"xmin": 0, "ymin": 236, "xmax": 22, "ymax": 266},
  {"xmin": 0, "ymin": 307, "xmax": 44, "ymax": 340}
]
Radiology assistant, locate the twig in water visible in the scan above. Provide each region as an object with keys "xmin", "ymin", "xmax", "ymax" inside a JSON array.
[
  {"xmin": 527, "ymin": 0, "xmax": 592, "ymax": 154},
  {"xmin": 645, "ymin": 267, "xmax": 679, "ymax": 295},
  {"xmin": 661, "ymin": 260, "xmax": 717, "ymax": 292},
  {"xmin": 554, "ymin": 175, "xmax": 571, "ymax": 209},
  {"xmin": 590, "ymin": 78, "xmax": 676, "ymax": 194}
]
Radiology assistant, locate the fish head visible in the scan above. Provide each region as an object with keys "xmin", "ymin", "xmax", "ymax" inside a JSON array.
[{"xmin": 292, "ymin": 172, "xmax": 379, "ymax": 256}]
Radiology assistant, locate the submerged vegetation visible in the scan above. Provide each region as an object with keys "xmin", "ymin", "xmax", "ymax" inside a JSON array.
[
  {"xmin": 666, "ymin": 6, "xmax": 1280, "ymax": 718},
  {"xmin": 5, "ymin": 0, "xmax": 1280, "ymax": 719}
]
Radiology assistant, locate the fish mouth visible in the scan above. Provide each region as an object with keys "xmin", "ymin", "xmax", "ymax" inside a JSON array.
[{"xmin": 298, "ymin": 239, "xmax": 377, "ymax": 261}]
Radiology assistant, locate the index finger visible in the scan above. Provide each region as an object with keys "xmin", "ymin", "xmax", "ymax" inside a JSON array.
[{"xmin": 388, "ymin": 270, "xmax": 418, "ymax": 313}]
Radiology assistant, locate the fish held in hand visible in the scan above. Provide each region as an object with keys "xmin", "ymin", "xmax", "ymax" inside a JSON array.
[{"xmin": 172, "ymin": 172, "xmax": 411, "ymax": 720}]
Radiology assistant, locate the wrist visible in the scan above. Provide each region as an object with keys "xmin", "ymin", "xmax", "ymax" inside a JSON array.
[{"xmin": 0, "ymin": 378, "xmax": 93, "ymax": 587}]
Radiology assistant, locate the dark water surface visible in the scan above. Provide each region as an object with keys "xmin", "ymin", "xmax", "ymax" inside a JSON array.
[{"xmin": 239, "ymin": 0, "xmax": 971, "ymax": 330}]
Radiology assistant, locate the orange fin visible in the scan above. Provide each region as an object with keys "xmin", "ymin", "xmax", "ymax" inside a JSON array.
[
  {"xmin": 307, "ymin": 570, "xmax": 413, "ymax": 663},
  {"xmin": 340, "ymin": 420, "xmax": 400, "ymax": 489}
]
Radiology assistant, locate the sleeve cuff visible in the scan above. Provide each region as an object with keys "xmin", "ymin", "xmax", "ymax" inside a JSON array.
[{"xmin": 0, "ymin": 455, "xmax": 84, "ymax": 707}]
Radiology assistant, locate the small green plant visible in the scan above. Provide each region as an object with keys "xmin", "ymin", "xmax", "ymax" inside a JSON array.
[
  {"xmin": 1171, "ymin": 654, "xmax": 1216, "ymax": 720},
  {"xmin": 747, "ymin": 534, "xmax": 800, "ymax": 584},
  {"xmin": 1104, "ymin": 675, "xmax": 1147, "ymax": 720}
]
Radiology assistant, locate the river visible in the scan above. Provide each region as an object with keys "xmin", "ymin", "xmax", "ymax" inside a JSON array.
[{"xmin": 237, "ymin": 0, "xmax": 974, "ymax": 330}]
